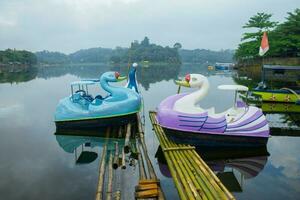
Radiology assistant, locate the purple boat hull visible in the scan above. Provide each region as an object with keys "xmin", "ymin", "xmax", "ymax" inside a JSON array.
[{"xmin": 157, "ymin": 93, "xmax": 269, "ymax": 147}]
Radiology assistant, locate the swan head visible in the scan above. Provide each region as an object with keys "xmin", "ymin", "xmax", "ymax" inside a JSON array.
[
  {"xmin": 175, "ymin": 74, "xmax": 208, "ymax": 88},
  {"xmin": 132, "ymin": 63, "xmax": 138, "ymax": 68},
  {"xmin": 101, "ymin": 71, "xmax": 127, "ymax": 82}
]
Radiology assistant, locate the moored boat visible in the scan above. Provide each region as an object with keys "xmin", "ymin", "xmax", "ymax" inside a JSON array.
[
  {"xmin": 215, "ymin": 62, "xmax": 234, "ymax": 70},
  {"xmin": 252, "ymin": 65, "xmax": 300, "ymax": 104},
  {"xmin": 55, "ymin": 63, "xmax": 141, "ymax": 129},
  {"xmin": 157, "ymin": 73, "xmax": 269, "ymax": 147}
]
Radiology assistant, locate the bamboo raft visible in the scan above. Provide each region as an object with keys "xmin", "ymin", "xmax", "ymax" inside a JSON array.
[
  {"xmin": 94, "ymin": 114, "xmax": 164, "ymax": 200},
  {"xmin": 149, "ymin": 111, "xmax": 235, "ymax": 200}
]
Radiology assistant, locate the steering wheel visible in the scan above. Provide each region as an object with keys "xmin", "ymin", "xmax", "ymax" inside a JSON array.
[{"xmin": 75, "ymin": 90, "xmax": 86, "ymax": 96}]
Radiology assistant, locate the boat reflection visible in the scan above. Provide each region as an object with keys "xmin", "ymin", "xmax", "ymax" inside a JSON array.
[
  {"xmin": 155, "ymin": 145, "xmax": 269, "ymax": 192},
  {"xmin": 55, "ymin": 125, "xmax": 138, "ymax": 165}
]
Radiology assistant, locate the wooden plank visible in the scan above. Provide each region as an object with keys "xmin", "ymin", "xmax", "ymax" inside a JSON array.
[
  {"xmin": 135, "ymin": 189, "xmax": 159, "ymax": 198},
  {"xmin": 136, "ymin": 183, "xmax": 158, "ymax": 191},
  {"xmin": 139, "ymin": 179, "xmax": 160, "ymax": 185}
]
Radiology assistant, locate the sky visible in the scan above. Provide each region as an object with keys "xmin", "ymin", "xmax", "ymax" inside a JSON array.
[{"xmin": 0, "ymin": 0, "xmax": 299, "ymax": 53}]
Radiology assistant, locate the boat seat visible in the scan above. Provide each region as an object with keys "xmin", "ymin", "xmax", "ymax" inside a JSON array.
[
  {"xmin": 83, "ymin": 94, "xmax": 94, "ymax": 102},
  {"xmin": 206, "ymin": 107, "xmax": 215, "ymax": 115},
  {"xmin": 95, "ymin": 95, "xmax": 104, "ymax": 100},
  {"xmin": 225, "ymin": 107, "xmax": 246, "ymax": 123},
  {"xmin": 206, "ymin": 107, "xmax": 225, "ymax": 118}
]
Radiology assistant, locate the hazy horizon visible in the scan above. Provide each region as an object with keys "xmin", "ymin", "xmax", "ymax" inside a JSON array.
[{"xmin": 0, "ymin": 0, "xmax": 299, "ymax": 53}]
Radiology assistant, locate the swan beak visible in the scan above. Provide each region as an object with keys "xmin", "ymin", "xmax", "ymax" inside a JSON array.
[
  {"xmin": 116, "ymin": 76, "xmax": 127, "ymax": 82},
  {"xmin": 175, "ymin": 79, "xmax": 190, "ymax": 87}
]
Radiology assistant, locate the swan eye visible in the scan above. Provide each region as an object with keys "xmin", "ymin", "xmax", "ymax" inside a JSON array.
[
  {"xmin": 185, "ymin": 74, "xmax": 191, "ymax": 82},
  {"xmin": 192, "ymin": 77, "xmax": 197, "ymax": 81},
  {"xmin": 115, "ymin": 72, "xmax": 120, "ymax": 78}
]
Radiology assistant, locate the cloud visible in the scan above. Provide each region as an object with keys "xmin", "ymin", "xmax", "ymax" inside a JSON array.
[
  {"xmin": 269, "ymin": 137, "xmax": 300, "ymax": 179},
  {"xmin": 0, "ymin": 0, "xmax": 299, "ymax": 53}
]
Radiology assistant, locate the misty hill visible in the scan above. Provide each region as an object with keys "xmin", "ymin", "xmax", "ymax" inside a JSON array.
[
  {"xmin": 110, "ymin": 37, "xmax": 181, "ymax": 64},
  {"xmin": 0, "ymin": 49, "xmax": 37, "ymax": 65},
  {"xmin": 35, "ymin": 38, "xmax": 234, "ymax": 64},
  {"xmin": 35, "ymin": 50, "xmax": 69, "ymax": 64},
  {"xmin": 179, "ymin": 49, "xmax": 234, "ymax": 63},
  {"xmin": 69, "ymin": 47, "xmax": 114, "ymax": 63}
]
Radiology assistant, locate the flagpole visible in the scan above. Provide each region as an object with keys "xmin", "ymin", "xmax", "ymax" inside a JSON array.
[
  {"xmin": 262, "ymin": 55, "xmax": 265, "ymax": 84},
  {"xmin": 259, "ymin": 31, "xmax": 269, "ymax": 85}
]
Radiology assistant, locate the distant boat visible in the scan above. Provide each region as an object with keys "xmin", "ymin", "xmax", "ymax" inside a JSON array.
[
  {"xmin": 215, "ymin": 62, "xmax": 234, "ymax": 70},
  {"xmin": 207, "ymin": 65, "xmax": 214, "ymax": 70}
]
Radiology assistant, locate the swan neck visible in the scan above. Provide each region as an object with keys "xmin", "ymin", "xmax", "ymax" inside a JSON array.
[
  {"xmin": 192, "ymin": 80, "xmax": 209, "ymax": 104},
  {"xmin": 100, "ymin": 77, "xmax": 114, "ymax": 94}
]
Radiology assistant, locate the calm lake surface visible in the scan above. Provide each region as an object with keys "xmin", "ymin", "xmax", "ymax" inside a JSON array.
[{"xmin": 0, "ymin": 63, "xmax": 299, "ymax": 199}]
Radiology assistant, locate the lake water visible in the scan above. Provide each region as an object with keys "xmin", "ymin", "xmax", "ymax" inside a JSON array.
[{"xmin": 0, "ymin": 63, "xmax": 299, "ymax": 200}]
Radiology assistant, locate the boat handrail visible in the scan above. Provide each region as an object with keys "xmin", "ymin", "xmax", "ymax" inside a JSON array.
[
  {"xmin": 263, "ymin": 65, "xmax": 300, "ymax": 70},
  {"xmin": 280, "ymin": 87, "xmax": 300, "ymax": 102}
]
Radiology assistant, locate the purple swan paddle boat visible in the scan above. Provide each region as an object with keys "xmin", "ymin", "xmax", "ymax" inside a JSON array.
[{"xmin": 156, "ymin": 74, "xmax": 270, "ymax": 147}]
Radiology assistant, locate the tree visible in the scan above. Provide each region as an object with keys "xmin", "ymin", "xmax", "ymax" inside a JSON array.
[
  {"xmin": 235, "ymin": 12, "xmax": 278, "ymax": 60},
  {"xmin": 242, "ymin": 12, "xmax": 278, "ymax": 41},
  {"xmin": 141, "ymin": 37, "xmax": 150, "ymax": 47},
  {"xmin": 173, "ymin": 42, "xmax": 182, "ymax": 49},
  {"xmin": 118, "ymin": 37, "xmax": 181, "ymax": 64},
  {"xmin": 0, "ymin": 49, "xmax": 37, "ymax": 65},
  {"xmin": 270, "ymin": 8, "xmax": 300, "ymax": 57}
]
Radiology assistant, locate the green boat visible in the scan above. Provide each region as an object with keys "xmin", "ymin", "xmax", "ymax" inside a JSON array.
[{"xmin": 252, "ymin": 65, "xmax": 300, "ymax": 104}]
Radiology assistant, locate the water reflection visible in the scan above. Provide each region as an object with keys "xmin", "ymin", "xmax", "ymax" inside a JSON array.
[
  {"xmin": 55, "ymin": 125, "xmax": 140, "ymax": 200},
  {"xmin": 155, "ymin": 145, "xmax": 269, "ymax": 193},
  {"xmin": 0, "ymin": 66, "xmax": 37, "ymax": 83},
  {"xmin": 37, "ymin": 63, "xmax": 182, "ymax": 91},
  {"xmin": 110, "ymin": 63, "xmax": 181, "ymax": 90},
  {"xmin": 0, "ymin": 63, "xmax": 300, "ymax": 199}
]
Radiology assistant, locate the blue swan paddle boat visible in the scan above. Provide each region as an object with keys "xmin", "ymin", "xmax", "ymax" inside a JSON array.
[{"xmin": 55, "ymin": 63, "xmax": 141, "ymax": 129}]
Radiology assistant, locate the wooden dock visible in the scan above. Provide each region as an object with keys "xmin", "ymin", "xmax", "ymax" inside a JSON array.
[{"xmin": 149, "ymin": 111, "xmax": 235, "ymax": 200}]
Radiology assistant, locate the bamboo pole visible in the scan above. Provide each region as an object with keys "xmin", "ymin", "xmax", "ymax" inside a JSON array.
[
  {"xmin": 157, "ymin": 125, "xmax": 217, "ymax": 200},
  {"xmin": 177, "ymin": 150, "xmax": 219, "ymax": 200},
  {"xmin": 191, "ymin": 150, "xmax": 235, "ymax": 199},
  {"xmin": 113, "ymin": 191, "xmax": 121, "ymax": 200},
  {"xmin": 95, "ymin": 127, "xmax": 111, "ymax": 200},
  {"xmin": 149, "ymin": 111, "xmax": 235, "ymax": 200},
  {"xmin": 95, "ymin": 145, "xmax": 107, "ymax": 200},
  {"xmin": 124, "ymin": 123, "xmax": 132, "ymax": 153},
  {"xmin": 113, "ymin": 142, "xmax": 119, "ymax": 169},
  {"xmin": 137, "ymin": 115, "xmax": 156, "ymax": 179},
  {"xmin": 156, "ymin": 117, "xmax": 225, "ymax": 199},
  {"xmin": 113, "ymin": 164, "xmax": 121, "ymax": 200},
  {"xmin": 155, "ymin": 124, "xmax": 197, "ymax": 200},
  {"xmin": 149, "ymin": 114, "xmax": 188, "ymax": 200},
  {"xmin": 137, "ymin": 113, "xmax": 165, "ymax": 200},
  {"xmin": 137, "ymin": 138, "xmax": 147, "ymax": 180},
  {"xmin": 118, "ymin": 126, "xmax": 123, "ymax": 138},
  {"xmin": 106, "ymin": 152, "xmax": 113, "ymax": 200},
  {"xmin": 136, "ymin": 113, "xmax": 144, "ymax": 134},
  {"xmin": 121, "ymin": 148, "xmax": 126, "ymax": 169}
]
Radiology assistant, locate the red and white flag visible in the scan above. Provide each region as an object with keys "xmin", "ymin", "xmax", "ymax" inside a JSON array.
[{"xmin": 259, "ymin": 32, "xmax": 269, "ymax": 56}]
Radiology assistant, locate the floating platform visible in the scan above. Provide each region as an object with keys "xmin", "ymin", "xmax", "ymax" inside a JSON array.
[
  {"xmin": 56, "ymin": 113, "xmax": 164, "ymax": 200},
  {"xmin": 149, "ymin": 111, "xmax": 235, "ymax": 200}
]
